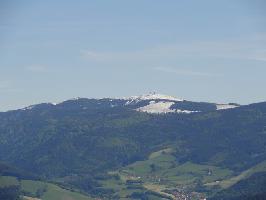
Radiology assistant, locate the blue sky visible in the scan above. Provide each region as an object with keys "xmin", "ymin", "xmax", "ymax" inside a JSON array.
[{"xmin": 0, "ymin": 0, "xmax": 266, "ymax": 111}]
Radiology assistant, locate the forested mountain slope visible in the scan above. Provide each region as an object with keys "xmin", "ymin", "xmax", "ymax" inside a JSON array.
[{"xmin": 0, "ymin": 96, "xmax": 265, "ymax": 199}]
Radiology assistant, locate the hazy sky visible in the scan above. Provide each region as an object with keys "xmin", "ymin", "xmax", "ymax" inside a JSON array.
[{"xmin": 1, "ymin": 0, "xmax": 266, "ymax": 111}]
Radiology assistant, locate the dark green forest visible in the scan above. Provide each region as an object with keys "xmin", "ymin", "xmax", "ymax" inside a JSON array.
[{"xmin": 1, "ymin": 99, "xmax": 266, "ymax": 199}]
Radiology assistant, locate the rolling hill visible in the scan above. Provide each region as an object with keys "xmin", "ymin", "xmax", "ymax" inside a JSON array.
[{"xmin": 0, "ymin": 94, "xmax": 265, "ymax": 199}]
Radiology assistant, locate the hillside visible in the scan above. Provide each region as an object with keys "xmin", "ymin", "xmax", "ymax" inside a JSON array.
[
  {"xmin": 0, "ymin": 162, "xmax": 94, "ymax": 200},
  {"xmin": 0, "ymin": 95, "xmax": 265, "ymax": 199},
  {"xmin": 0, "ymin": 175, "xmax": 94, "ymax": 200}
]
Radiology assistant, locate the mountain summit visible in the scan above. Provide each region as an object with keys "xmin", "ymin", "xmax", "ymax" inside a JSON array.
[
  {"xmin": 18, "ymin": 93, "xmax": 239, "ymax": 114},
  {"xmin": 120, "ymin": 92, "xmax": 184, "ymax": 102}
]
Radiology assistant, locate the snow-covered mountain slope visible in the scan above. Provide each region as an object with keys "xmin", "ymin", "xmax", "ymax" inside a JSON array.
[
  {"xmin": 136, "ymin": 101, "xmax": 199, "ymax": 114},
  {"xmin": 116, "ymin": 93, "xmax": 193, "ymax": 113},
  {"xmin": 18, "ymin": 93, "xmax": 240, "ymax": 114},
  {"xmin": 116, "ymin": 93, "xmax": 239, "ymax": 114},
  {"xmin": 136, "ymin": 101, "xmax": 176, "ymax": 114},
  {"xmin": 120, "ymin": 93, "xmax": 183, "ymax": 103}
]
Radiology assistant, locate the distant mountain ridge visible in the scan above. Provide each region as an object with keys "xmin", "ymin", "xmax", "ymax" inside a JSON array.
[{"xmin": 17, "ymin": 93, "xmax": 240, "ymax": 114}]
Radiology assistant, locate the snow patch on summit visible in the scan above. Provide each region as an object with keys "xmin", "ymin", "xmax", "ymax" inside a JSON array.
[
  {"xmin": 136, "ymin": 101, "xmax": 199, "ymax": 114},
  {"xmin": 216, "ymin": 104, "xmax": 238, "ymax": 110},
  {"xmin": 136, "ymin": 101, "xmax": 176, "ymax": 113}
]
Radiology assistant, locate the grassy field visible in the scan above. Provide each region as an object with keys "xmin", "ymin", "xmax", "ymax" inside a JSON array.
[
  {"xmin": 121, "ymin": 148, "xmax": 232, "ymax": 186},
  {"xmin": 205, "ymin": 160, "xmax": 266, "ymax": 189},
  {"xmin": 149, "ymin": 148, "xmax": 173, "ymax": 159},
  {"xmin": 21, "ymin": 180, "xmax": 94, "ymax": 200},
  {"xmin": 0, "ymin": 176, "xmax": 19, "ymax": 187},
  {"xmin": 0, "ymin": 176, "xmax": 94, "ymax": 200},
  {"xmin": 102, "ymin": 147, "xmax": 237, "ymax": 198},
  {"xmin": 22, "ymin": 196, "xmax": 41, "ymax": 200}
]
